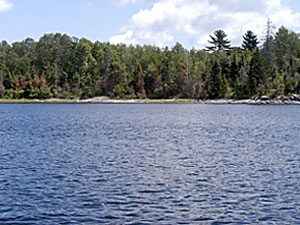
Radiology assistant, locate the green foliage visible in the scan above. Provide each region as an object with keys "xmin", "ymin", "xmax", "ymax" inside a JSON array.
[
  {"xmin": 262, "ymin": 19, "xmax": 276, "ymax": 71},
  {"xmin": 242, "ymin": 30, "xmax": 259, "ymax": 51},
  {"xmin": 206, "ymin": 30, "xmax": 231, "ymax": 52},
  {"xmin": 207, "ymin": 58, "xmax": 225, "ymax": 98},
  {"xmin": 234, "ymin": 79, "xmax": 249, "ymax": 99},
  {"xmin": 274, "ymin": 27, "xmax": 300, "ymax": 74},
  {"xmin": 0, "ymin": 72, "xmax": 4, "ymax": 97},
  {"xmin": 0, "ymin": 26, "xmax": 300, "ymax": 100},
  {"xmin": 269, "ymin": 70, "xmax": 285, "ymax": 96},
  {"xmin": 249, "ymin": 50, "xmax": 266, "ymax": 96}
]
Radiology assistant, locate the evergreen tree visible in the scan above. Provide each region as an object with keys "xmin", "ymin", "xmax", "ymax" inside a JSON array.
[
  {"xmin": 242, "ymin": 30, "xmax": 259, "ymax": 51},
  {"xmin": 249, "ymin": 50, "xmax": 266, "ymax": 95},
  {"xmin": 206, "ymin": 30, "xmax": 231, "ymax": 52},
  {"xmin": 229, "ymin": 54, "xmax": 239, "ymax": 87},
  {"xmin": 207, "ymin": 58, "xmax": 223, "ymax": 98},
  {"xmin": 1, "ymin": 27, "xmax": 300, "ymax": 100}
]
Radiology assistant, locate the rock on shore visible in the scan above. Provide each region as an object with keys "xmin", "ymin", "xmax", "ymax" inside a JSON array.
[
  {"xmin": 2, "ymin": 95, "xmax": 300, "ymax": 104},
  {"xmin": 205, "ymin": 94, "xmax": 300, "ymax": 104}
]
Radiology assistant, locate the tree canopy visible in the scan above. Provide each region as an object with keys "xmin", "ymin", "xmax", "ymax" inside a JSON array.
[
  {"xmin": 206, "ymin": 30, "xmax": 231, "ymax": 52},
  {"xmin": 1, "ymin": 23, "xmax": 300, "ymax": 100},
  {"xmin": 242, "ymin": 30, "xmax": 259, "ymax": 51}
]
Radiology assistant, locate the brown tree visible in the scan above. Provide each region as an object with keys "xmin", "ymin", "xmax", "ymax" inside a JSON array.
[{"xmin": 136, "ymin": 64, "xmax": 146, "ymax": 98}]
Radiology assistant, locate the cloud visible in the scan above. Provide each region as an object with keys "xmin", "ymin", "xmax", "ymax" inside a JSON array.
[
  {"xmin": 119, "ymin": 0, "xmax": 153, "ymax": 6},
  {"xmin": 0, "ymin": 0, "xmax": 13, "ymax": 12},
  {"xmin": 119, "ymin": 0, "xmax": 137, "ymax": 5},
  {"xmin": 110, "ymin": 0, "xmax": 300, "ymax": 48}
]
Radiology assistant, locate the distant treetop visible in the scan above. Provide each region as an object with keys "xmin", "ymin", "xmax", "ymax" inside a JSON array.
[
  {"xmin": 242, "ymin": 30, "xmax": 259, "ymax": 51},
  {"xmin": 206, "ymin": 29, "xmax": 231, "ymax": 52}
]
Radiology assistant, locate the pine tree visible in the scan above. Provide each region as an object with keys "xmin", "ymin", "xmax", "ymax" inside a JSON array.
[
  {"xmin": 242, "ymin": 30, "xmax": 259, "ymax": 51},
  {"xmin": 206, "ymin": 30, "xmax": 231, "ymax": 52},
  {"xmin": 249, "ymin": 50, "xmax": 266, "ymax": 95},
  {"xmin": 229, "ymin": 54, "xmax": 239, "ymax": 87},
  {"xmin": 208, "ymin": 59, "xmax": 223, "ymax": 98}
]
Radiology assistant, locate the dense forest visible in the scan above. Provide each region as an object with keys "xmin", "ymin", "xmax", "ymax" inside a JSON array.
[{"xmin": 1, "ymin": 22, "xmax": 300, "ymax": 100}]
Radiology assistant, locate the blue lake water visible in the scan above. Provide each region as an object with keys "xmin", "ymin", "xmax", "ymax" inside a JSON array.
[{"xmin": 0, "ymin": 103, "xmax": 299, "ymax": 224}]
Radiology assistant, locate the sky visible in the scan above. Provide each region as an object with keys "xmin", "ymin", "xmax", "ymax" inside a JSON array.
[{"xmin": 1, "ymin": 0, "xmax": 300, "ymax": 48}]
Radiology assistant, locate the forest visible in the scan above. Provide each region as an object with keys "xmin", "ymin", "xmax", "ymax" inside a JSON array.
[{"xmin": 1, "ymin": 21, "xmax": 300, "ymax": 100}]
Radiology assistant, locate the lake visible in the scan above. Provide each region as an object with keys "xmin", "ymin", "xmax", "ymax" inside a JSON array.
[{"xmin": 0, "ymin": 104, "xmax": 299, "ymax": 224}]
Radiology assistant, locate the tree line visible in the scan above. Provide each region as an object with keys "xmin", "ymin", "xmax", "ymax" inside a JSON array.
[{"xmin": 1, "ymin": 22, "xmax": 300, "ymax": 99}]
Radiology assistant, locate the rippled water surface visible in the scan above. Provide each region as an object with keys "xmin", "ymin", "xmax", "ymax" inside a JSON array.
[{"xmin": 0, "ymin": 104, "xmax": 299, "ymax": 224}]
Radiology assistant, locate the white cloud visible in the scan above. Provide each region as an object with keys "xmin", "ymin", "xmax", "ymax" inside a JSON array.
[
  {"xmin": 119, "ymin": 0, "xmax": 154, "ymax": 6},
  {"xmin": 119, "ymin": 0, "xmax": 137, "ymax": 5},
  {"xmin": 0, "ymin": 0, "xmax": 13, "ymax": 12},
  {"xmin": 110, "ymin": 0, "xmax": 300, "ymax": 48}
]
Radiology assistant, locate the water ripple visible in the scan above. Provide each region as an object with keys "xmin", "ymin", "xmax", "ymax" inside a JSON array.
[{"xmin": 0, "ymin": 104, "xmax": 299, "ymax": 224}]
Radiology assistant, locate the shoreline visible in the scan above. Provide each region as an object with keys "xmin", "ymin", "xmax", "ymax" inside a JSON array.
[{"xmin": 1, "ymin": 96, "xmax": 300, "ymax": 104}]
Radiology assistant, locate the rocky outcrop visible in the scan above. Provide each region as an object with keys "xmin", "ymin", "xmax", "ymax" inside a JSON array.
[
  {"xmin": 205, "ymin": 95, "xmax": 300, "ymax": 104},
  {"xmin": 2, "ymin": 95, "xmax": 300, "ymax": 104},
  {"xmin": 249, "ymin": 95, "xmax": 300, "ymax": 104}
]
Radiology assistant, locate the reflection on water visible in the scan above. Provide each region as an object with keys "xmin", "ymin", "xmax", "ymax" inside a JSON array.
[{"xmin": 0, "ymin": 104, "xmax": 299, "ymax": 224}]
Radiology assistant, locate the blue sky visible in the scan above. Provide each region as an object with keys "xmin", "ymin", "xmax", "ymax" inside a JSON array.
[
  {"xmin": 1, "ymin": 0, "xmax": 300, "ymax": 48},
  {"xmin": 0, "ymin": 0, "xmax": 140, "ymax": 42}
]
